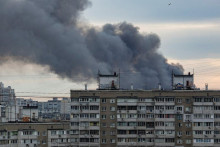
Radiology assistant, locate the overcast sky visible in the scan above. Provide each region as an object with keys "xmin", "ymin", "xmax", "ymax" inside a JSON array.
[
  {"xmin": 1, "ymin": 0, "xmax": 220, "ymax": 99},
  {"xmin": 83, "ymin": 0, "xmax": 220, "ymax": 59}
]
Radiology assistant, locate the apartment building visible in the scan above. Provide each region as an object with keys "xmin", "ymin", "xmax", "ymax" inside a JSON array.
[
  {"xmin": 0, "ymin": 122, "xmax": 70, "ymax": 147},
  {"xmin": 38, "ymin": 97, "xmax": 70, "ymax": 120},
  {"xmin": 70, "ymin": 90, "xmax": 220, "ymax": 147}
]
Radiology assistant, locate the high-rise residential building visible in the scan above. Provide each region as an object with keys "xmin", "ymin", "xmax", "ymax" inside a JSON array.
[
  {"xmin": 0, "ymin": 82, "xmax": 17, "ymax": 122},
  {"xmin": 0, "ymin": 82, "xmax": 15, "ymax": 105},
  {"xmin": 38, "ymin": 97, "xmax": 70, "ymax": 120},
  {"xmin": 70, "ymin": 90, "xmax": 220, "ymax": 147}
]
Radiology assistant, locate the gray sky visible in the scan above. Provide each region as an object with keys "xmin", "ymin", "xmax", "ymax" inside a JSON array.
[
  {"xmin": 83, "ymin": 0, "xmax": 220, "ymax": 59},
  {"xmin": 1, "ymin": 0, "xmax": 220, "ymax": 99}
]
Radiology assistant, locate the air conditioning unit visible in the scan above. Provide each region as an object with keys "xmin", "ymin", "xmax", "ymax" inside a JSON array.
[
  {"xmin": 205, "ymin": 135, "xmax": 208, "ymax": 137},
  {"xmin": 209, "ymin": 127, "xmax": 211, "ymax": 129}
]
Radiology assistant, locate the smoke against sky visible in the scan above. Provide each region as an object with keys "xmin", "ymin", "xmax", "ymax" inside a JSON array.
[{"xmin": 0, "ymin": 0, "xmax": 183, "ymax": 89}]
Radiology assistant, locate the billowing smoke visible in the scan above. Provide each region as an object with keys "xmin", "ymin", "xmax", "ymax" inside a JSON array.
[{"xmin": 0, "ymin": 0, "xmax": 183, "ymax": 89}]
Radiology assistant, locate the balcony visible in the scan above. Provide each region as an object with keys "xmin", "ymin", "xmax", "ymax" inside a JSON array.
[
  {"xmin": 117, "ymin": 126, "xmax": 137, "ymax": 130},
  {"xmin": 117, "ymin": 134, "xmax": 137, "ymax": 138},
  {"xmin": 137, "ymin": 142, "xmax": 154, "ymax": 146},
  {"xmin": 193, "ymin": 126, "xmax": 214, "ymax": 130},
  {"xmin": 193, "ymin": 118, "xmax": 214, "ymax": 122},
  {"xmin": 193, "ymin": 142, "xmax": 214, "ymax": 146},
  {"xmin": 117, "ymin": 102, "xmax": 137, "ymax": 106},
  {"xmin": 117, "ymin": 142, "xmax": 137, "ymax": 146},
  {"xmin": 89, "ymin": 102, "xmax": 100, "ymax": 105},
  {"xmin": 155, "ymin": 118, "xmax": 175, "ymax": 122},
  {"xmin": 155, "ymin": 142, "xmax": 175, "ymax": 146},
  {"xmin": 193, "ymin": 102, "xmax": 213, "ymax": 106},
  {"xmin": 155, "ymin": 126, "xmax": 175, "ymax": 130}
]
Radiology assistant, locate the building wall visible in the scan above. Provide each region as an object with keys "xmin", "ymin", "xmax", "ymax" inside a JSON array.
[
  {"xmin": 70, "ymin": 90, "xmax": 220, "ymax": 147},
  {"xmin": 0, "ymin": 122, "xmax": 70, "ymax": 147}
]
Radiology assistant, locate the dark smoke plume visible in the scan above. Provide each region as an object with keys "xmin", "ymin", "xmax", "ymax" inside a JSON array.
[{"xmin": 0, "ymin": 0, "xmax": 183, "ymax": 89}]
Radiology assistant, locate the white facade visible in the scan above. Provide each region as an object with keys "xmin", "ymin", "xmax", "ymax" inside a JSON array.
[
  {"xmin": 172, "ymin": 73, "xmax": 194, "ymax": 90},
  {"xmin": 98, "ymin": 73, "xmax": 119, "ymax": 90},
  {"xmin": 19, "ymin": 106, "xmax": 39, "ymax": 122}
]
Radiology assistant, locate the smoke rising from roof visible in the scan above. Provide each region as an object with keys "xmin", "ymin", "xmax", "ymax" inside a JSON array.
[{"xmin": 0, "ymin": 0, "xmax": 183, "ymax": 89}]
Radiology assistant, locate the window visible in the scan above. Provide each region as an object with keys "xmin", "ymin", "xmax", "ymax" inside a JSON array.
[
  {"xmin": 102, "ymin": 139, "xmax": 106, "ymax": 143},
  {"xmin": 177, "ymin": 98, "xmax": 182, "ymax": 103},
  {"xmin": 102, "ymin": 123, "xmax": 106, "ymax": 127},
  {"xmin": 176, "ymin": 114, "xmax": 183, "ymax": 120},
  {"xmin": 71, "ymin": 98, "xmax": 79, "ymax": 102},
  {"xmin": 186, "ymin": 98, "xmax": 190, "ymax": 103},
  {"xmin": 185, "ymin": 107, "xmax": 191, "ymax": 112},
  {"xmin": 110, "ymin": 139, "xmax": 116, "ymax": 143},
  {"xmin": 110, "ymin": 123, "xmax": 115, "ymax": 128},
  {"xmin": 176, "ymin": 106, "xmax": 183, "ymax": 111},
  {"xmin": 42, "ymin": 131, "xmax": 46, "ymax": 136},
  {"xmin": 177, "ymin": 139, "xmax": 182, "ymax": 144},
  {"xmin": 186, "ymin": 139, "xmax": 191, "ymax": 144},
  {"xmin": 11, "ymin": 140, "xmax": 17, "ymax": 144},
  {"xmin": 102, "ymin": 98, "xmax": 106, "ymax": 103},
  {"xmin": 110, "ymin": 115, "xmax": 115, "ymax": 119},
  {"xmin": 90, "ymin": 105, "xmax": 99, "ymax": 110},
  {"xmin": 178, "ymin": 123, "xmax": 182, "ymax": 127},
  {"xmin": 186, "ymin": 131, "xmax": 191, "ymax": 136},
  {"xmin": 101, "ymin": 115, "xmax": 106, "ymax": 119},
  {"xmin": 177, "ymin": 131, "xmax": 182, "ymax": 136},
  {"xmin": 110, "ymin": 107, "xmax": 115, "ymax": 111},
  {"xmin": 110, "ymin": 99, "xmax": 115, "ymax": 103},
  {"xmin": 101, "ymin": 106, "xmax": 106, "ymax": 111},
  {"xmin": 110, "ymin": 131, "xmax": 115, "ymax": 135}
]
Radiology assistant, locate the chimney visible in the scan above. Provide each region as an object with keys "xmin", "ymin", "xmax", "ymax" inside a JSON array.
[
  {"xmin": 188, "ymin": 72, "xmax": 190, "ymax": 75},
  {"xmin": 131, "ymin": 83, "xmax": 134, "ymax": 90},
  {"xmin": 205, "ymin": 83, "xmax": 208, "ymax": 91},
  {"xmin": 85, "ymin": 84, "xmax": 87, "ymax": 90}
]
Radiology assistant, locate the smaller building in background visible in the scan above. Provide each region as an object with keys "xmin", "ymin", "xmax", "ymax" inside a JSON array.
[
  {"xmin": 38, "ymin": 97, "xmax": 70, "ymax": 121},
  {"xmin": 0, "ymin": 122, "xmax": 70, "ymax": 147},
  {"xmin": 16, "ymin": 98, "xmax": 38, "ymax": 107},
  {"xmin": 172, "ymin": 72, "xmax": 195, "ymax": 90},
  {"xmin": 0, "ymin": 82, "xmax": 15, "ymax": 105}
]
